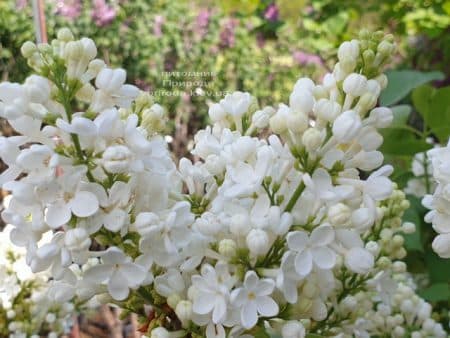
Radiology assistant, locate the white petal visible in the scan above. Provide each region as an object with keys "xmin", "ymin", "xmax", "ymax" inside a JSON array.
[
  {"xmin": 84, "ymin": 264, "xmax": 112, "ymax": 283},
  {"xmin": 294, "ymin": 250, "xmax": 313, "ymax": 277},
  {"xmin": 121, "ymin": 263, "xmax": 146, "ymax": 286},
  {"xmin": 256, "ymin": 296, "xmax": 279, "ymax": 317},
  {"xmin": 244, "ymin": 271, "xmax": 259, "ymax": 290},
  {"xmin": 45, "ymin": 201, "xmax": 71, "ymax": 228},
  {"xmin": 311, "ymin": 246, "xmax": 336, "ymax": 270},
  {"xmin": 310, "ymin": 225, "xmax": 334, "ymax": 246},
  {"xmin": 108, "ymin": 270, "xmax": 129, "ymax": 300},
  {"xmin": 69, "ymin": 191, "xmax": 99, "ymax": 217},
  {"xmin": 241, "ymin": 301, "xmax": 258, "ymax": 329},
  {"xmin": 193, "ymin": 292, "xmax": 215, "ymax": 315},
  {"xmin": 212, "ymin": 297, "xmax": 227, "ymax": 324},
  {"xmin": 103, "ymin": 209, "xmax": 127, "ymax": 232},
  {"xmin": 255, "ymin": 279, "xmax": 275, "ymax": 296},
  {"xmin": 286, "ymin": 231, "xmax": 309, "ymax": 251}
]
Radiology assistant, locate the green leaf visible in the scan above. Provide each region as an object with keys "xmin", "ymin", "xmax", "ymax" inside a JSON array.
[
  {"xmin": 425, "ymin": 251, "xmax": 450, "ymax": 283},
  {"xmin": 380, "ymin": 129, "xmax": 432, "ymax": 156},
  {"xmin": 380, "ymin": 70, "xmax": 444, "ymax": 106},
  {"xmin": 306, "ymin": 335, "xmax": 325, "ymax": 338},
  {"xmin": 412, "ymin": 85, "xmax": 450, "ymax": 142},
  {"xmin": 418, "ymin": 283, "xmax": 450, "ymax": 302},
  {"xmin": 402, "ymin": 195, "xmax": 424, "ymax": 252},
  {"xmin": 390, "ymin": 105, "xmax": 412, "ymax": 127}
]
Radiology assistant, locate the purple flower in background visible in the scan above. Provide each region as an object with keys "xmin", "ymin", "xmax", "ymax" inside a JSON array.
[
  {"xmin": 195, "ymin": 9, "xmax": 211, "ymax": 38},
  {"xmin": 219, "ymin": 18, "xmax": 238, "ymax": 48},
  {"xmin": 92, "ymin": 0, "xmax": 116, "ymax": 27},
  {"xmin": 264, "ymin": 3, "xmax": 279, "ymax": 22},
  {"xmin": 153, "ymin": 15, "xmax": 165, "ymax": 37},
  {"xmin": 54, "ymin": 0, "xmax": 82, "ymax": 20},
  {"xmin": 16, "ymin": 0, "xmax": 27, "ymax": 10},
  {"xmin": 293, "ymin": 50, "xmax": 324, "ymax": 67}
]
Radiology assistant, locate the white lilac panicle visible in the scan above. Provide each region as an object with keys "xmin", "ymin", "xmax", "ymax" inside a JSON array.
[
  {"xmin": 0, "ymin": 28, "xmax": 447, "ymax": 337},
  {"xmin": 423, "ymin": 139, "xmax": 450, "ymax": 258},
  {"xmin": 0, "ymin": 224, "xmax": 76, "ymax": 337}
]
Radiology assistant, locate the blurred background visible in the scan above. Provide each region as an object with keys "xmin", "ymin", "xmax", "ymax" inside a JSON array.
[{"xmin": 0, "ymin": 0, "xmax": 449, "ymax": 337}]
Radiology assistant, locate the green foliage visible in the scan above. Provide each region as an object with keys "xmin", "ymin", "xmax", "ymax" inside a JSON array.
[
  {"xmin": 412, "ymin": 85, "xmax": 450, "ymax": 143},
  {"xmin": 380, "ymin": 70, "xmax": 444, "ymax": 106}
]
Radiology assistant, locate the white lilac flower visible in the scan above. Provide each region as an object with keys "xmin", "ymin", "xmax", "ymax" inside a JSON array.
[
  {"xmin": 230, "ymin": 271, "xmax": 278, "ymax": 329},
  {"xmin": 84, "ymin": 247, "xmax": 145, "ymax": 300}
]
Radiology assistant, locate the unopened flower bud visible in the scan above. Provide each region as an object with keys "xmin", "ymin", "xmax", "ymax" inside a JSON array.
[
  {"xmin": 151, "ymin": 327, "xmax": 170, "ymax": 338},
  {"xmin": 57, "ymin": 28, "xmax": 74, "ymax": 42},
  {"xmin": 218, "ymin": 239, "xmax": 237, "ymax": 257},
  {"xmin": 21, "ymin": 41, "xmax": 37, "ymax": 58},
  {"xmin": 175, "ymin": 300, "xmax": 193, "ymax": 326},
  {"xmin": 343, "ymin": 73, "xmax": 368, "ymax": 97},
  {"xmin": 369, "ymin": 107, "xmax": 393, "ymax": 128},
  {"xmin": 209, "ymin": 103, "xmax": 226, "ymax": 122},
  {"xmin": 302, "ymin": 128, "xmax": 323, "ymax": 152},
  {"xmin": 282, "ymin": 320, "xmax": 306, "ymax": 338},
  {"xmin": 246, "ymin": 229, "xmax": 269, "ymax": 256},
  {"xmin": 332, "ymin": 110, "xmax": 362, "ymax": 143},
  {"xmin": 287, "ymin": 112, "xmax": 308, "ymax": 133},
  {"xmin": 328, "ymin": 203, "xmax": 351, "ymax": 226},
  {"xmin": 313, "ymin": 99, "xmax": 341, "ymax": 122}
]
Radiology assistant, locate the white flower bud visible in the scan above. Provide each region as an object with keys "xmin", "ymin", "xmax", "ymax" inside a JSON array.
[
  {"xmin": 369, "ymin": 107, "xmax": 393, "ymax": 128},
  {"xmin": 57, "ymin": 28, "xmax": 74, "ymax": 42},
  {"xmin": 102, "ymin": 145, "xmax": 133, "ymax": 173},
  {"xmin": 287, "ymin": 112, "xmax": 308, "ymax": 133},
  {"xmin": 209, "ymin": 103, "xmax": 226, "ymax": 122},
  {"xmin": 289, "ymin": 89, "xmax": 314, "ymax": 114},
  {"xmin": 230, "ymin": 213, "xmax": 251, "ymax": 236},
  {"xmin": 393, "ymin": 326, "xmax": 405, "ymax": 337},
  {"xmin": 358, "ymin": 128, "xmax": 383, "ymax": 151},
  {"xmin": 350, "ymin": 150, "xmax": 383, "ymax": 171},
  {"xmin": 270, "ymin": 104, "xmax": 290, "ymax": 134},
  {"xmin": 302, "ymin": 128, "xmax": 323, "ymax": 152},
  {"xmin": 392, "ymin": 261, "xmax": 406, "ymax": 273},
  {"xmin": 246, "ymin": 229, "xmax": 269, "ymax": 256},
  {"xmin": 151, "ymin": 327, "xmax": 170, "ymax": 338},
  {"xmin": 375, "ymin": 74, "xmax": 388, "ymax": 90},
  {"xmin": 282, "ymin": 320, "xmax": 306, "ymax": 338},
  {"xmin": 432, "ymin": 233, "xmax": 450, "ymax": 258},
  {"xmin": 328, "ymin": 203, "xmax": 351, "ymax": 226},
  {"xmin": 80, "ymin": 38, "xmax": 97, "ymax": 60},
  {"xmin": 313, "ymin": 99, "xmax": 341, "ymax": 122},
  {"xmin": 365, "ymin": 241, "xmax": 380, "ymax": 256},
  {"xmin": 252, "ymin": 106, "xmax": 275, "ymax": 129},
  {"xmin": 46, "ymin": 313, "xmax": 56, "ymax": 323},
  {"xmin": 338, "ymin": 40, "xmax": 359, "ymax": 62},
  {"xmin": 345, "ymin": 247, "xmax": 374, "ymax": 274},
  {"xmin": 65, "ymin": 228, "xmax": 91, "ymax": 251},
  {"xmin": 218, "ymin": 239, "xmax": 237, "ymax": 257},
  {"xmin": 21, "ymin": 41, "xmax": 37, "ymax": 58},
  {"xmin": 167, "ymin": 293, "xmax": 181, "ymax": 309},
  {"xmin": 343, "ymin": 73, "xmax": 367, "ymax": 97},
  {"xmin": 6, "ymin": 310, "xmax": 15, "ymax": 319},
  {"xmin": 332, "ymin": 110, "xmax": 362, "ymax": 143},
  {"xmin": 175, "ymin": 300, "xmax": 193, "ymax": 326}
]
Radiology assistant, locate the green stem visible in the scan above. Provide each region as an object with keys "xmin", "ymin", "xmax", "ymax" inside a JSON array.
[{"xmin": 284, "ymin": 180, "xmax": 305, "ymax": 212}]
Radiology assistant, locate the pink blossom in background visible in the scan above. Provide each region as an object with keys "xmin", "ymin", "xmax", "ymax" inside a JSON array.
[
  {"xmin": 54, "ymin": 0, "xmax": 82, "ymax": 20},
  {"xmin": 264, "ymin": 3, "xmax": 279, "ymax": 22},
  {"xmin": 292, "ymin": 50, "xmax": 323, "ymax": 67},
  {"xmin": 92, "ymin": 0, "xmax": 116, "ymax": 27},
  {"xmin": 219, "ymin": 18, "xmax": 238, "ymax": 48},
  {"xmin": 16, "ymin": 0, "xmax": 27, "ymax": 10},
  {"xmin": 153, "ymin": 15, "xmax": 165, "ymax": 37},
  {"xmin": 195, "ymin": 9, "xmax": 211, "ymax": 38}
]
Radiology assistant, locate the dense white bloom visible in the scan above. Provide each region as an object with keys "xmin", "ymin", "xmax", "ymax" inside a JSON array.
[{"xmin": 1, "ymin": 29, "xmax": 446, "ymax": 338}]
